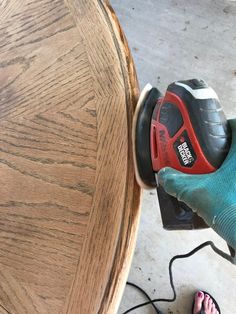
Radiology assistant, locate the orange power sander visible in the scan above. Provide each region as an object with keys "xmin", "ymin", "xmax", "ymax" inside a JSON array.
[{"xmin": 133, "ymin": 79, "xmax": 231, "ymax": 230}]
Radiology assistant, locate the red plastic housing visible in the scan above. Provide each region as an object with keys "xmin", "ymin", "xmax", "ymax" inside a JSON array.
[{"xmin": 150, "ymin": 91, "xmax": 216, "ymax": 174}]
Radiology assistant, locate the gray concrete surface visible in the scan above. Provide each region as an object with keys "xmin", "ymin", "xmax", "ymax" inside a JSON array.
[{"xmin": 110, "ymin": 1, "xmax": 236, "ymax": 313}]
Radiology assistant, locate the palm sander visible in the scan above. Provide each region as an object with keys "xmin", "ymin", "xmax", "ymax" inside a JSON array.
[{"xmin": 133, "ymin": 79, "xmax": 231, "ymax": 230}]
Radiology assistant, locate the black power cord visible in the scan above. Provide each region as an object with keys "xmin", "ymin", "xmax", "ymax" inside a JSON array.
[
  {"xmin": 123, "ymin": 241, "xmax": 229, "ymax": 314},
  {"xmin": 126, "ymin": 282, "xmax": 162, "ymax": 314}
]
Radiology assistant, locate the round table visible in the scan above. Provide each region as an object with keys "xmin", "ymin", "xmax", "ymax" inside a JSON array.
[{"xmin": 0, "ymin": 1, "xmax": 141, "ymax": 313}]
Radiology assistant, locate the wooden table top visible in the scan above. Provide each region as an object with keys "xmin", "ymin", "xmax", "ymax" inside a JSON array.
[{"xmin": 0, "ymin": 1, "xmax": 141, "ymax": 313}]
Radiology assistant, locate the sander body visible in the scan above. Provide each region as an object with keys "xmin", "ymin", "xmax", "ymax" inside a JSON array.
[{"xmin": 133, "ymin": 79, "xmax": 231, "ymax": 230}]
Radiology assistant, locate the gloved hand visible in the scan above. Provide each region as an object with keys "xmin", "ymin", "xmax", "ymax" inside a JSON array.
[{"xmin": 158, "ymin": 119, "xmax": 236, "ymax": 252}]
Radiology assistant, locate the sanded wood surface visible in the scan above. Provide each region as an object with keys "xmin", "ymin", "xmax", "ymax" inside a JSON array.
[{"xmin": 0, "ymin": 1, "xmax": 140, "ymax": 313}]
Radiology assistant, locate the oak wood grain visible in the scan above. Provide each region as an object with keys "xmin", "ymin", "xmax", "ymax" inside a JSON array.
[{"xmin": 0, "ymin": 0, "xmax": 140, "ymax": 313}]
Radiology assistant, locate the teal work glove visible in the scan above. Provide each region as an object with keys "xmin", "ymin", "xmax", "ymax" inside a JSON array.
[{"xmin": 158, "ymin": 119, "xmax": 236, "ymax": 253}]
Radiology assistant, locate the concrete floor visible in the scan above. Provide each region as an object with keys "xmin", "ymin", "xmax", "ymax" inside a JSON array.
[{"xmin": 110, "ymin": 1, "xmax": 236, "ymax": 313}]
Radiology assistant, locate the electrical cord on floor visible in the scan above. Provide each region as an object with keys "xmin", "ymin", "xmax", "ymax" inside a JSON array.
[
  {"xmin": 126, "ymin": 282, "xmax": 161, "ymax": 314},
  {"xmin": 122, "ymin": 241, "xmax": 229, "ymax": 314}
]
